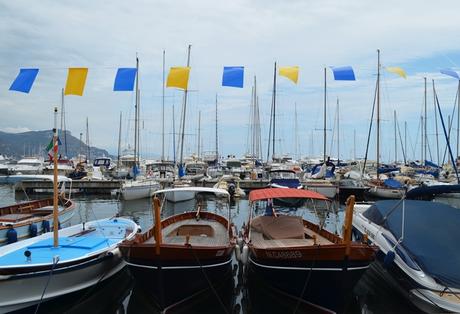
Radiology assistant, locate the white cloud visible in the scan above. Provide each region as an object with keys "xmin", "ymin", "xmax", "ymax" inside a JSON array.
[{"xmin": 1, "ymin": 0, "xmax": 460, "ymax": 161}]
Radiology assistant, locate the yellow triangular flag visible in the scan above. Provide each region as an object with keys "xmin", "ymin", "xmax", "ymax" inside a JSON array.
[
  {"xmin": 166, "ymin": 67, "xmax": 191, "ymax": 90},
  {"xmin": 64, "ymin": 68, "xmax": 88, "ymax": 96},
  {"xmin": 279, "ymin": 66, "xmax": 299, "ymax": 84},
  {"xmin": 385, "ymin": 66, "xmax": 407, "ymax": 79}
]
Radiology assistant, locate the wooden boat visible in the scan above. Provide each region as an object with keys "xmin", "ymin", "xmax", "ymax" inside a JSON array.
[
  {"xmin": 119, "ymin": 187, "xmax": 237, "ymax": 310},
  {"xmin": 239, "ymin": 188, "xmax": 376, "ymax": 313},
  {"xmin": 0, "ymin": 196, "xmax": 75, "ymax": 245}
]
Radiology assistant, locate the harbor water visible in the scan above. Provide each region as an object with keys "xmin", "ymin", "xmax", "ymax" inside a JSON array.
[{"xmin": 0, "ymin": 185, "xmax": 423, "ymax": 314}]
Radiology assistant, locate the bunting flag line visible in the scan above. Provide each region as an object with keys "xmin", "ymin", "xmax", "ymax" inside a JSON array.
[
  {"xmin": 64, "ymin": 68, "xmax": 88, "ymax": 96},
  {"xmin": 166, "ymin": 67, "xmax": 191, "ymax": 90},
  {"xmin": 279, "ymin": 66, "xmax": 299, "ymax": 84},
  {"xmin": 114, "ymin": 68, "xmax": 137, "ymax": 91},
  {"xmin": 385, "ymin": 66, "xmax": 407, "ymax": 79},
  {"xmin": 440, "ymin": 68, "xmax": 460, "ymax": 80},
  {"xmin": 222, "ymin": 66, "xmax": 244, "ymax": 88},
  {"xmin": 9, "ymin": 69, "xmax": 39, "ymax": 93},
  {"xmin": 330, "ymin": 66, "xmax": 356, "ymax": 81}
]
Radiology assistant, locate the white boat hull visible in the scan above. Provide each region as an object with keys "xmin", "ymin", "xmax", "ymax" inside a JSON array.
[
  {"xmin": 303, "ymin": 184, "xmax": 337, "ymax": 198},
  {"xmin": 164, "ymin": 190, "xmax": 196, "ymax": 202},
  {"xmin": 0, "ymin": 250, "xmax": 125, "ymax": 313},
  {"xmin": 366, "ymin": 186, "xmax": 405, "ymax": 199},
  {"xmin": 121, "ymin": 184, "xmax": 160, "ymax": 200}
]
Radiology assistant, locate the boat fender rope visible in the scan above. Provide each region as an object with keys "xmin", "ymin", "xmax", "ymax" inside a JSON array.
[{"xmin": 292, "ymin": 245, "xmax": 319, "ymax": 314}]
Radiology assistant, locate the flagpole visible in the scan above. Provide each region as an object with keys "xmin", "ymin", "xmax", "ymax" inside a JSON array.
[{"xmin": 53, "ymin": 107, "xmax": 59, "ymax": 248}]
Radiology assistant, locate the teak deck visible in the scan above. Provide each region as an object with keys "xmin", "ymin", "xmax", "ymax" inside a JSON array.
[{"xmin": 145, "ymin": 218, "xmax": 229, "ymax": 247}]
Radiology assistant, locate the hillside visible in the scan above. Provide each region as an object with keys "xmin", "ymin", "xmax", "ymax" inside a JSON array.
[{"xmin": 0, "ymin": 130, "xmax": 113, "ymax": 160}]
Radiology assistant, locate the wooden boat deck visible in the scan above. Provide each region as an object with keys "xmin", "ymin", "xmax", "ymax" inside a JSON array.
[
  {"xmin": 250, "ymin": 227, "xmax": 333, "ymax": 249},
  {"xmin": 145, "ymin": 218, "xmax": 229, "ymax": 247}
]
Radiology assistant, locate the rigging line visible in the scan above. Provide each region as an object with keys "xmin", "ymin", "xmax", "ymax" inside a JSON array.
[
  {"xmin": 292, "ymin": 245, "xmax": 318, "ymax": 314},
  {"xmin": 440, "ymin": 90, "xmax": 458, "ymax": 165},
  {"xmin": 34, "ymin": 256, "xmax": 60, "ymax": 314},
  {"xmin": 362, "ymin": 76, "xmax": 378, "ymax": 178},
  {"xmin": 187, "ymin": 244, "xmax": 229, "ymax": 314}
]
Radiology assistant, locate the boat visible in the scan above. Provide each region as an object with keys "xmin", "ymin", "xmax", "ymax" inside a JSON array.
[
  {"xmin": 0, "ymin": 216, "xmax": 139, "ymax": 312},
  {"xmin": 0, "ymin": 194, "xmax": 75, "ymax": 245},
  {"xmin": 239, "ymin": 188, "xmax": 376, "ymax": 313},
  {"xmin": 338, "ymin": 178, "xmax": 369, "ymax": 202},
  {"xmin": 119, "ymin": 187, "xmax": 237, "ymax": 309},
  {"xmin": 120, "ymin": 178, "xmax": 161, "ymax": 201},
  {"xmin": 213, "ymin": 175, "xmax": 246, "ymax": 198},
  {"xmin": 9, "ymin": 157, "xmax": 44, "ymax": 175},
  {"xmin": 164, "ymin": 182, "xmax": 196, "ymax": 203},
  {"xmin": 352, "ymin": 200, "xmax": 460, "ymax": 313},
  {"xmin": 365, "ymin": 178, "xmax": 406, "ymax": 199},
  {"xmin": 0, "ymin": 107, "xmax": 140, "ymax": 313}
]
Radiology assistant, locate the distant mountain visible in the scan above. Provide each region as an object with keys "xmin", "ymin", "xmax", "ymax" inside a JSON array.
[{"xmin": 0, "ymin": 130, "xmax": 113, "ymax": 160}]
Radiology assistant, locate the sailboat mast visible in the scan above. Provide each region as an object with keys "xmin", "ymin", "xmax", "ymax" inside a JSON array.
[
  {"xmin": 134, "ymin": 56, "xmax": 139, "ymax": 168},
  {"xmin": 215, "ymin": 94, "xmax": 218, "ymax": 163},
  {"xmin": 424, "ymin": 77, "xmax": 427, "ymax": 163},
  {"xmin": 172, "ymin": 103, "xmax": 176, "ymax": 164},
  {"xmin": 337, "ymin": 98, "xmax": 340, "ymax": 165},
  {"xmin": 179, "ymin": 44, "xmax": 192, "ymax": 170},
  {"xmin": 197, "ymin": 110, "xmax": 201, "ymax": 158},
  {"xmin": 433, "ymin": 79, "xmax": 440, "ymax": 166},
  {"xmin": 394, "ymin": 110, "xmax": 397, "ymax": 163},
  {"xmin": 53, "ymin": 107, "xmax": 59, "ymax": 248},
  {"xmin": 272, "ymin": 62, "xmax": 277, "ymax": 161},
  {"xmin": 162, "ymin": 50, "xmax": 165, "ymax": 161},
  {"xmin": 323, "ymin": 67, "xmax": 327, "ymax": 164},
  {"xmin": 376, "ymin": 49, "xmax": 381, "ymax": 180},
  {"xmin": 457, "ymin": 81, "xmax": 460, "ymax": 159},
  {"xmin": 295, "ymin": 103, "xmax": 299, "ymax": 160},
  {"xmin": 86, "ymin": 117, "xmax": 90, "ymax": 163},
  {"xmin": 61, "ymin": 88, "xmax": 68, "ymax": 157},
  {"xmin": 117, "ymin": 112, "xmax": 122, "ymax": 168}
]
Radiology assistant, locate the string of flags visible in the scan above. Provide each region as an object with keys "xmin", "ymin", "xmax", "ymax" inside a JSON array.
[{"xmin": 7, "ymin": 63, "xmax": 460, "ymax": 95}]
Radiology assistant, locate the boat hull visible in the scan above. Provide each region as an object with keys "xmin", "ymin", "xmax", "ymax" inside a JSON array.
[
  {"xmin": 164, "ymin": 190, "xmax": 196, "ymax": 202},
  {"xmin": 121, "ymin": 184, "xmax": 159, "ymax": 200},
  {"xmin": 366, "ymin": 186, "xmax": 405, "ymax": 199},
  {"xmin": 0, "ymin": 250, "xmax": 125, "ymax": 313},
  {"xmin": 128, "ymin": 256, "xmax": 233, "ymax": 309},
  {"xmin": 304, "ymin": 184, "xmax": 338, "ymax": 198},
  {"xmin": 247, "ymin": 256, "xmax": 370, "ymax": 313}
]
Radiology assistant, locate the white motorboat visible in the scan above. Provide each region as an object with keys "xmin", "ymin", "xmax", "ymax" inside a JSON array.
[
  {"xmin": 353, "ymin": 200, "xmax": 460, "ymax": 313},
  {"xmin": 120, "ymin": 178, "xmax": 161, "ymax": 201}
]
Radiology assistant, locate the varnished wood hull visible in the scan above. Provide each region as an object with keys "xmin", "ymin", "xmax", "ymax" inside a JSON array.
[{"xmin": 119, "ymin": 211, "xmax": 236, "ymax": 309}]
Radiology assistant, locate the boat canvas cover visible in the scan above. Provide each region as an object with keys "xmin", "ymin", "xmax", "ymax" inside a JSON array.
[
  {"xmin": 363, "ymin": 200, "xmax": 460, "ymax": 288},
  {"xmin": 251, "ymin": 215, "xmax": 305, "ymax": 240},
  {"xmin": 249, "ymin": 188, "xmax": 328, "ymax": 202},
  {"xmin": 383, "ymin": 178, "xmax": 402, "ymax": 189}
]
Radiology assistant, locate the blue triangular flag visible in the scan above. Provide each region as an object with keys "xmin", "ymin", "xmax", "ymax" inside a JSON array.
[
  {"xmin": 9, "ymin": 69, "xmax": 39, "ymax": 93},
  {"xmin": 222, "ymin": 66, "xmax": 244, "ymax": 88},
  {"xmin": 440, "ymin": 68, "xmax": 460, "ymax": 80},
  {"xmin": 330, "ymin": 66, "xmax": 356, "ymax": 81},
  {"xmin": 114, "ymin": 68, "xmax": 137, "ymax": 91}
]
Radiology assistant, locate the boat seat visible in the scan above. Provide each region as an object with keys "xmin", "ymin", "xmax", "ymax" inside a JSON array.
[{"xmin": 250, "ymin": 215, "xmax": 305, "ymax": 240}]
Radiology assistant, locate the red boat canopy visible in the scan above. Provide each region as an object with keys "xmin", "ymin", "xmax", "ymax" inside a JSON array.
[{"xmin": 249, "ymin": 188, "xmax": 329, "ymax": 202}]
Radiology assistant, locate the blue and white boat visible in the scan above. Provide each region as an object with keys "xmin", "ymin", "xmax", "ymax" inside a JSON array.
[
  {"xmin": 0, "ymin": 217, "xmax": 140, "ymax": 313},
  {"xmin": 353, "ymin": 200, "xmax": 460, "ymax": 313}
]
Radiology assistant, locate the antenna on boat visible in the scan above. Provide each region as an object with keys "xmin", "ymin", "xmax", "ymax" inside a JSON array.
[
  {"xmin": 323, "ymin": 67, "xmax": 327, "ymax": 165},
  {"xmin": 53, "ymin": 107, "xmax": 59, "ymax": 248}
]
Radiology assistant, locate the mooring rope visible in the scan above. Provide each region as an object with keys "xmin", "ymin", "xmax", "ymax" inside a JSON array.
[{"xmin": 34, "ymin": 255, "xmax": 60, "ymax": 314}]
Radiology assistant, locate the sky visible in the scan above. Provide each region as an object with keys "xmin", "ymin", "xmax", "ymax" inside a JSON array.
[{"xmin": 1, "ymin": 0, "xmax": 460, "ymax": 164}]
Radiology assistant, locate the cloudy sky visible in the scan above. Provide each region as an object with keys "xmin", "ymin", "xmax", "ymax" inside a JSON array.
[{"xmin": 1, "ymin": 0, "xmax": 460, "ymax": 163}]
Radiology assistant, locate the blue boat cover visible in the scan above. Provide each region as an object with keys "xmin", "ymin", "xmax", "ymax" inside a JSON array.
[
  {"xmin": 424, "ymin": 160, "xmax": 440, "ymax": 168},
  {"xmin": 363, "ymin": 200, "xmax": 460, "ymax": 288},
  {"xmin": 406, "ymin": 184, "xmax": 460, "ymax": 199},
  {"xmin": 383, "ymin": 178, "xmax": 402, "ymax": 188}
]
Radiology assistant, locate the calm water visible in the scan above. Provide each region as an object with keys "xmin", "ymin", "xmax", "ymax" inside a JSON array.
[{"xmin": 0, "ymin": 185, "xmax": 421, "ymax": 314}]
